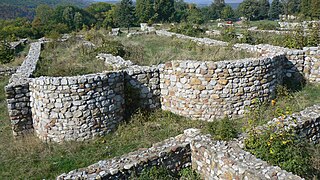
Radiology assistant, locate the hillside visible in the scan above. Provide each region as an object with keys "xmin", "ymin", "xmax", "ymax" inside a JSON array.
[{"xmin": 0, "ymin": 0, "xmax": 91, "ymax": 20}]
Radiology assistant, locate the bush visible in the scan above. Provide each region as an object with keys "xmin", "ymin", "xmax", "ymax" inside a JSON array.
[
  {"xmin": 96, "ymin": 39, "xmax": 126, "ymax": 57},
  {"xmin": 245, "ymin": 122, "xmax": 312, "ymax": 177},
  {"xmin": 138, "ymin": 166, "xmax": 174, "ymax": 180},
  {"xmin": 207, "ymin": 117, "xmax": 238, "ymax": 141},
  {"xmin": 256, "ymin": 21, "xmax": 279, "ymax": 30},
  {"xmin": 0, "ymin": 40, "xmax": 14, "ymax": 64},
  {"xmin": 170, "ymin": 23, "xmax": 204, "ymax": 37},
  {"xmin": 136, "ymin": 166, "xmax": 201, "ymax": 180},
  {"xmin": 220, "ymin": 27, "xmax": 237, "ymax": 43}
]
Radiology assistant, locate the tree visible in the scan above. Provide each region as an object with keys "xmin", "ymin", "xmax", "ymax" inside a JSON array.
[
  {"xmin": 154, "ymin": 0, "xmax": 175, "ymax": 22},
  {"xmin": 300, "ymin": 0, "xmax": 310, "ymax": 18},
  {"xmin": 258, "ymin": 0, "xmax": 270, "ymax": 19},
  {"xmin": 269, "ymin": 0, "xmax": 283, "ymax": 19},
  {"xmin": 62, "ymin": 7, "xmax": 75, "ymax": 29},
  {"xmin": 287, "ymin": 0, "xmax": 300, "ymax": 15},
  {"xmin": 74, "ymin": 12, "xmax": 83, "ymax": 31},
  {"xmin": 238, "ymin": 0, "xmax": 259, "ymax": 20},
  {"xmin": 221, "ymin": 5, "xmax": 235, "ymax": 20},
  {"xmin": 311, "ymin": 0, "xmax": 320, "ymax": 19},
  {"xmin": 0, "ymin": 40, "xmax": 14, "ymax": 64},
  {"xmin": 186, "ymin": 5, "xmax": 204, "ymax": 24},
  {"xmin": 136, "ymin": 0, "xmax": 154, "ymax": 23},
  {"xmin": 115, "ymin": 0, "xmax": 135, "ymax": 32},
  {"xmin": 173, "ymin": 0, "xmax": 188, "ymax": 22}
]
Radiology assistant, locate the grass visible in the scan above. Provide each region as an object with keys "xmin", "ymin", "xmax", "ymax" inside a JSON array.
[
  {"xmin": 0, "ymin": 44, "xmax": 29, "ymax": 68},
  {"xmin": 116, "ymin": 34, "xmax": 255, "ymax": 66},
  {"xmin": 0, "ymin": 73, "xmax": 209, "ymax": 179},
  {"xmin": 34, "ymin": 38, "xmax": 108, "ymax": 77},
  {"xmin": 34, "ymin": 32, "xmax": 256, "ymax": 77},
  {"xmin": 1, "ymin": 79, "xmax": 320, "ymax": 178}
]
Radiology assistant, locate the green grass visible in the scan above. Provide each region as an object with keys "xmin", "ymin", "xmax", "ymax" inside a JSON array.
[
  {"xmin": 34, "ymin": 38, "xmax": 108, "ymax": 77},
  {"xmin": 116, "ymin": 35, "xmax": 255, "ymax": 66},
  {"xmin": 1, "ymin": 75, "xmax": 320, "ymax": 179},
  {"xmin": 34, "ymin": 32, "xmax": 256, "ymax": 77}
]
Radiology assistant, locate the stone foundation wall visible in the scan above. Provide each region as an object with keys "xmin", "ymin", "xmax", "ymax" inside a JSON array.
[
  {"xmin": 263, "ymin": 104, "xmax": 320, "ymax": 144},
  {"xmin": 191, "ymin": 136, "xmax": 302, "ymax": 180},
  {"xmin": 5, "ymin": 42, "xmax": 41, "ymax": 136},
  {"xmin": 57, "ymin": 129, "xmax": 303, "ymax": 180},
  {"xmin": 57, "ymin": 131, "xmax": 192, "ymax": 179},
  {"xmin": 0, "ymin": 67, "xmax": 17, "ymax": 76},
  {"xmin": 160, "ymin": 56, "xmax": 284, "ymax": 120},
  {"xmin": 156, "ymin": 30, "xmax": 228, "ymax": 46},
  {"xmin": 124, "ymin": 66, "xmax": 161, "ymax": 110},
  {"xmin": 30, "ymin": 72, "xmax": 124, "ymax": 142}
]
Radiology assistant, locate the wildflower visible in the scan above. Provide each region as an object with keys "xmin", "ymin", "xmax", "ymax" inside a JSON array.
[{"xmin": 271, "ymin": 99, "xmax": 276, "ymax": 106}]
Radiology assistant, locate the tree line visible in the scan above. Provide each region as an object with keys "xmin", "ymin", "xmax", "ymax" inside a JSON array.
[{"xmin": 0, "ymin": 0, "xmax": 319, "ymax": 40}]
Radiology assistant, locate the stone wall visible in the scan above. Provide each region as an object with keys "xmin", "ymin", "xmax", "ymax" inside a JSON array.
[
  {"xmin": 57, "ymin": 130, "xmax": 193, "ymax": 179},
  {"xmin": 156, "ymin": 30, "xmax": 228, "ymax": 47},
  {"xmin": 124, "ymin": 66, "xmax": 161, "ymax": 110},
  {"xmin": 97, "ymin": 53, "xmax": 161, "ymax": 110},
  {"xmin": 262, "ymin": 104, "xmax": 320, "ymax": 144},
  {"xmin": 160, "ymin": 56, "xmax": 284, "ymax": 120},
  {"xmin": 30, "ymin": 72, "xmax": 124, "ymax": 142},
  {"xmin": 0, "ymin": 67, "xmax": 17, "ymax": 76},
  {"xmin": 57, "ymin": 128, "xmax": 303, "ymax": 180},
  {"xmin": 5, "ymin": 42, "xmax": 41, "ymax": 136},
  {"xmin": 191, "ymin": 135, "xmax": 302, "ymax": 180}
]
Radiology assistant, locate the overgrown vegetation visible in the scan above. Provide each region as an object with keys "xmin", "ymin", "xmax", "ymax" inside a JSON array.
[
  {"xmin": 243, "ymin": 85, "xmax": 320, "ymax": 179},
  {"xmin": 207, "ymin": 117, "xmax": 238, "ymax": 141},
  {"xmin": 135, "ymin": 166, "xmax": 201, "ymax": 180},
  {"xmin": 34, "ymin": 32, "xmax": 255, "ymax": 77}
]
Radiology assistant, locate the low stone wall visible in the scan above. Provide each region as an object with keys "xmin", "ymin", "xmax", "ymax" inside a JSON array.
[
  {"xmin": 160, "ymin": 56, "xmax": 284, "ymax": 120},
  {"xmin": 262, "ymin": 104, "xmax": 320, "ymax": 144},
  {"xmin": 30, "ymin": 72, "xmax": 124, "ymax": 142},
  {"xmin": 124, "ymin": 66, "xmax": 161, "ymax": 110},
  {"xmin": 57, "ymin": 129, "xmax": 303, "ymax": 180},
  {"xmin": 0, "ymin": 67, "xmax": 17, "ymax": 76},
  {"xmin": 57, "ymin": 131, "xmax": 192, "ymax": 179},
  {"xmin": 191, "ymin": 136, "xmax": 302, "ymax": 180},
  {"xmin": 5, "ymin": 42, "xmax": 41, "ymax": 136},
  {"xmin": 156, "ymin": 30, "xmax": 228, "ymax": 47}
]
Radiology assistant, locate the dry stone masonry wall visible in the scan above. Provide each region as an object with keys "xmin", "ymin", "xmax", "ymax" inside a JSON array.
[
  {"xmin": 4, "ymin": 31, "xmax": 320, "ymax": 140},
  {"xmin": 5, "ymin": 42, "xmax": 41, "ymax": 136},
  {"xmin": 0, "ymin": 67, "xmax": 17, "ymax": 76},
  {"xmin": 30, "ymin": 72, "xmax": 124, "ymax": 142},
  {"xmin": 57, "ymin": 129, "xmax": 303, "ymax": 180},
  {"xmin": 191, "ymin": 135, "xmax": 302, "ymax": 180},
  {"xmin": 160, "ymin": 57, "xmax": 284, "ymax": 120}
]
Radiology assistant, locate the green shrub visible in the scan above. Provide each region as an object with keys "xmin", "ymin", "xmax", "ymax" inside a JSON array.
[
  {"xmin": 207, "ymin": 117, "xmax": 238, "ymax": 141},
  {"xmin": 178, "ymin": 167, "xmax": 201, "ymax": 180},
  {"xmin": 256, "ymin": 21, "xmax": 279, "ymax": 30},
  {"xmin": 170, "ymin": 23, "xmax": 204, "ymax": 37},
  {"xmin": 245, "ymin": 122, "xmax": 312, "ymax": 177},
  {"xmin": 136, "ymin": 166, "xmax": 201, "ymax": 180},
  {"xmin": 221, "ymin": 27, "xmax": 237, "ymax": 43},
  {"xmin": 0, "ymin": 40, "xmax": 14, "ymax": 64},
  {"xmin": 138, "ymin": 166, "xmax": 174, "ymax": 180},
  {"xmin": 96, "ymin": 39, "xmax": 126, "ymax": 57}
]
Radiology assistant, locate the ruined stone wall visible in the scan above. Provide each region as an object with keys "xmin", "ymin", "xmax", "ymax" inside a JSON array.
[
  {"xmin": 57, "ymin": 131, "xmax": 192, "ymax": 179},
  {"xmin": 5, "ymin": 42, "xmax": 41, "ymax": 136},
  {"xmin": 191, "ymin": 136, "xmax": 302, "ymax": 180},
  {"xmin": 160, "ymin": 56, "xmax": 284, "ymax": 120},
  {"xmin": 0, "ymin": 67, "xmax": 17, "ymax": 76},
  {"xmin": 58, "ymin": 129, "xmax": 303, "ymax": 180},
  {"xmin": 124, "ymin": 66, "xmax": 161, "ymax": 110},
  {"xmin": 30, "ymin": 72, "xmax": 124, "ymax": 142},
  {"xmin": 156, "ymin": 30, "xmax": 228, "ymax": 46},
  {"xmin": 262, "ymin": 104, "xmax": 320, "ymax": 144}
]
